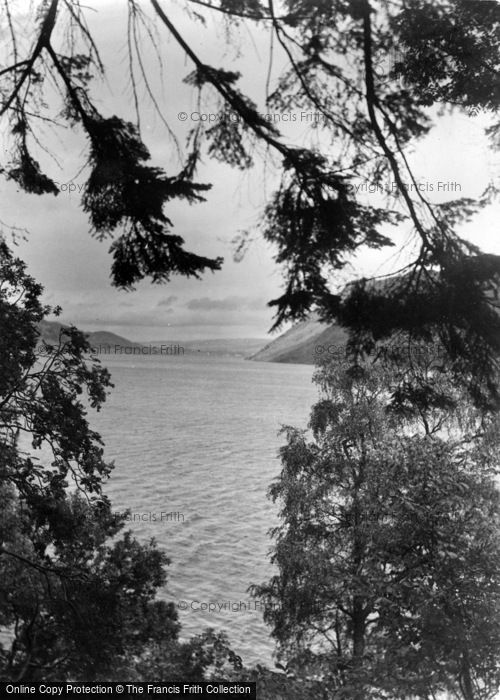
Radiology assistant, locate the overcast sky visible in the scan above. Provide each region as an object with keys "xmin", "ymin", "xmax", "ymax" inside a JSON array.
[{"xmin": 3, "ymin": 0, "xmax": 499, "ymax": 341}]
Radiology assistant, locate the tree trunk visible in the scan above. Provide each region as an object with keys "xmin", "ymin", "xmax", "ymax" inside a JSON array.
[
  {"xmin": 351, "ymin": 597, "xmax": 366, "ymax": 700},
  {"xmin": 460, "ymin": 651, "xmax": 475, "ymax": 700}
]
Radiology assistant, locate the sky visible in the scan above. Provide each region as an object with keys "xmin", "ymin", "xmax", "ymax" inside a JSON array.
[{"xmin": 2, "ymin": 0, "xmax": 499, "ymax": 341}]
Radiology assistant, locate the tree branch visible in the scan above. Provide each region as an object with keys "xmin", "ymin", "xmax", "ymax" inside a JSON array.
[
  {"xmin": 0, "ymin": 0, "xmax": 59, "ymax": 119},
  {"xmin": 361, "ymin": 0, "xmax": 431, "ymax": 250}
]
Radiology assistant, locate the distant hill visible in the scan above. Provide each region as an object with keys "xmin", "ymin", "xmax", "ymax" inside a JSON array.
[
  {"xmin": 250, "ymin": 312, "xmax": 347, "ymax": 365},
  {"xmin": 147, "ymin": 337, "xmax": 266, "ymax": 358},
  {"xmin": 37, "ymin": 321, "xmax": 266, "ymax": 358},
  {"xmin": 37, "ymin": 320, "xmax": 139, "ymax": 349},
  {"xmin": 38, "ymin": 319, "xmax": 67, "ymax": 344}
]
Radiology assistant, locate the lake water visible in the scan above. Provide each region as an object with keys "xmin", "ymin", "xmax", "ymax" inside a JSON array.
[{"xmin": 90, "ymin": 354, "xmax": 317, "ymax": 666}]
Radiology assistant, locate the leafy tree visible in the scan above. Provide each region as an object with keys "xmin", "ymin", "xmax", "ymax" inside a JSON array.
[
  {"xmin": 1, "ymin": 1, "xmax": 499, "ymax": 405},
  {"xmin": 0, "ymin": 483, "xmax": 172, "ymax": 680},
  {"xmin": 251, "ymin": 357, "xmax": 500, "ymax": 699},
  {"xmin": 0, "ymin": 482, "xmax": 244, "ymax": 681},
  {"xmin": 0, "ymin": 240, "xmax": 243, "ymax": 681},
  {"xmin": 0, "ymin": 239, "xmax": 113, "ymax": 501}
]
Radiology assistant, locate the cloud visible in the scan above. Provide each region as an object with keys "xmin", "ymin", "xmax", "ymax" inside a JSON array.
[
  {"xmin": 187, "ymin": 296, "xmax": 250, "ymax": 311},
  {"xmin": 246, "ymin": 297, "xmax": 268, "ymax": 310},
  {"xmin": 157, "ymin": 295, "xmax": 178, "ymax": 307},
  {"xmin": 56, "ymin": 292, "xmax": 272, "ymax": 338}
]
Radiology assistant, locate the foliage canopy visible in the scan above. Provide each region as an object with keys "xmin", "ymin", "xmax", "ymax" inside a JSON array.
[{"xmin": 0, "ymin": 0, "xmax": 499, "ymax": 406}]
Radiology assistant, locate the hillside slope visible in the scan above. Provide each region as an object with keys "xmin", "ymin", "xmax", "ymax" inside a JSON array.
[
  {"xmin": 251, "ymin": 313, "xmax": 347, "ymax": 364},
  {"xmin": 37, "ymin": 320, "xmax": 136, "ymax": 348}
]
